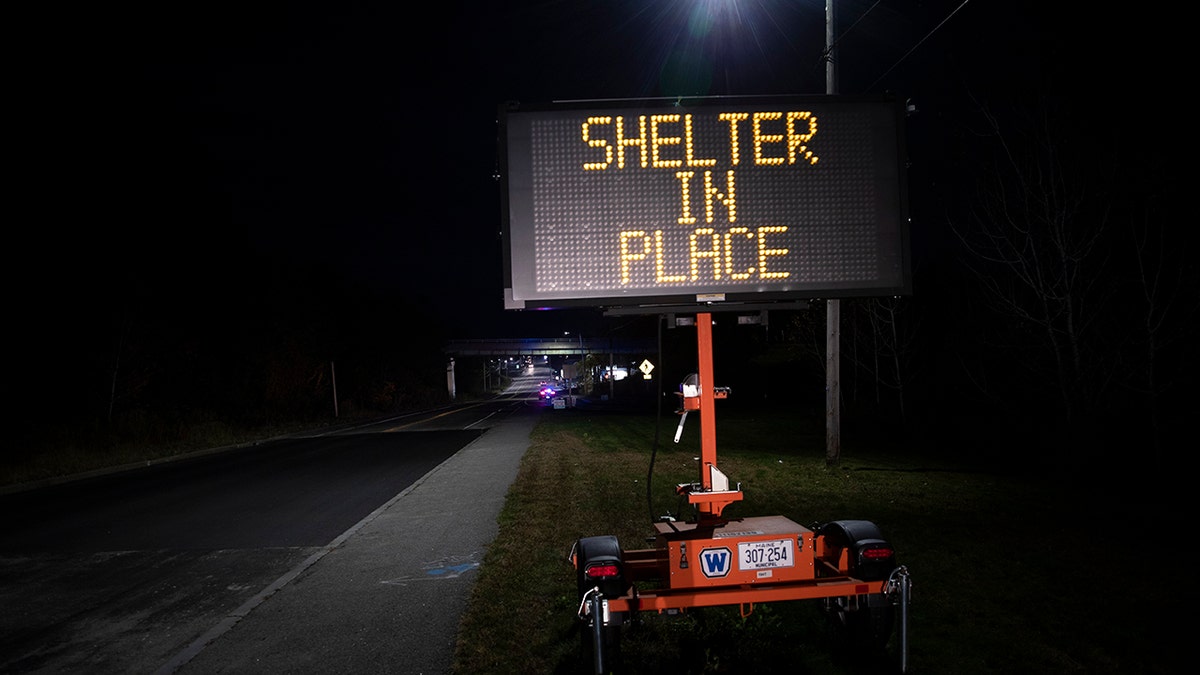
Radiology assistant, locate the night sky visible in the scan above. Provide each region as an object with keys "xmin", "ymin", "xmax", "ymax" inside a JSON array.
[
  {"xmin": 10, "ymin": 2, "xmax": 1193, "ymax": 444},
  {"xmin": 14, "ymin": 1, "xmax": 1113, "ymax": 329}
]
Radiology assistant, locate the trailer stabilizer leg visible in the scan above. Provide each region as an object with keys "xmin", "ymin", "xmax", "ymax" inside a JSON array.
[
  {"xmin": 576, "ymin": 587, "xmax": 609, "ymax": 675},
  {"xmin": 590, "ymin": 591, "xmax": 606, "ymax": 675},
  {"xmin": 885, "ymin": 565, "xmax": 912, "ymax": 673}
]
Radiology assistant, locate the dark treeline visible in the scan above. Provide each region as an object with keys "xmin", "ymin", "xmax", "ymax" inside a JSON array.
[
  {"xmin": 13, "ymin": 248, "xmax": 450, "ymax": 459},
  {"xmin": 9, "ymin": 2, "xmax": 1194, "ymax": 485},
  {"xmin": 563, "ymin": 90, "xmax": 1196, "ymax": 481},
  {"xmin": 14, "ymin": 87, "xmax": 1195, "ymax": 484}
]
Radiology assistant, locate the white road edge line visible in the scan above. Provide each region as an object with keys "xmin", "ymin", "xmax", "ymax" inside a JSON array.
[{"xmin": 152, "ymin": 428, "xmax": 487, "ymax": 675}]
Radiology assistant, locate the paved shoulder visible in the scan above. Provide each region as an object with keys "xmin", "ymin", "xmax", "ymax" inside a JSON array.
[{"xmin": 169, "ymin": 404, "xmax": 541, "ymax": 675}]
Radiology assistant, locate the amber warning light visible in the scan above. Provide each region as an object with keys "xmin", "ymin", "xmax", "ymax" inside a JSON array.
[{"xmin": 498, "ymin": 96, "xmax": 911, "ymax": 310}]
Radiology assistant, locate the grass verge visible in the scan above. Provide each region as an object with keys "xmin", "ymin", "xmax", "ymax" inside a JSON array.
[{"xmin": 451, "ymin": 402, "xmax": 1186, "ymax": 674}]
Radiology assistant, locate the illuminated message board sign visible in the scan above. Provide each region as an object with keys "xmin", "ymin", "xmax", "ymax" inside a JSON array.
[{"xmin": 499, "ymin": 96, "xmax": 910, "ymax": 310}]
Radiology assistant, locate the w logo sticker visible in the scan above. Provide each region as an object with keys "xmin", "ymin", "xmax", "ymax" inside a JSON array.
[{"xmin": 698, "ymin": 547, "xmax": 732, "ymax": 578}]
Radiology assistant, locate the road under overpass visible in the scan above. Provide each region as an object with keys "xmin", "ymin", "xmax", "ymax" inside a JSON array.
[{"xmin": 442, "ymin": 337, "xmax": 658, "ymax": 401}]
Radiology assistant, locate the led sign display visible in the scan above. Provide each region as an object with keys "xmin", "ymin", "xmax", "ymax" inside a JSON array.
[{"xmin": 499, "ymin": 96, "xmax": 910, "ymax": 310}]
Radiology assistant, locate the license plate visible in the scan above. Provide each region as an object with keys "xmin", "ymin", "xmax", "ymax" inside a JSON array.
[{"xmin": 737, "ymin": 538, "xmax": 795, "ymax": 570}]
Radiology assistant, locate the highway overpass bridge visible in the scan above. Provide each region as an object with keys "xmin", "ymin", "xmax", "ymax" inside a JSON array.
[
  {"xmin": 443, "ymin": 337, "xmax": 655, "ymax": 358},
  {"xmin": 442, "ymin": 337, "xmax": 658, "ymax": 401}
]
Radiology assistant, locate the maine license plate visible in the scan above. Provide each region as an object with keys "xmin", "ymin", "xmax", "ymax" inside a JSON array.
[{"xmin": 738, "ymin": 538, "xmax": 795, "ymax": 570}]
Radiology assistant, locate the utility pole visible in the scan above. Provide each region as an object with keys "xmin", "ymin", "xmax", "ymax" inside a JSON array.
[
  {"xmin": 331, "ymin": 361, "xmax": 339, "ymax": 418},
  {"xmin": 825, "ymin": 0, "xmax": 841, "ymax": 466}
]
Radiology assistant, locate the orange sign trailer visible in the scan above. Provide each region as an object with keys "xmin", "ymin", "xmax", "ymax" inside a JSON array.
[{"xmin": 572, "ymin": 311, "xmax": 912, "ymax": 674}]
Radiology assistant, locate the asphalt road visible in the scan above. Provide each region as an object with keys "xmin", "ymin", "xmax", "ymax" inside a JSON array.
[{"xmin": 0, "ymin": 371, "xmax": 549, "ymax": 674}]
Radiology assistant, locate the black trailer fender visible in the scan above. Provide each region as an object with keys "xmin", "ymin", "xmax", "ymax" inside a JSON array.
[
  {"xmin": 572, "ymin": 535, "xmax": 630, "ymax": 673},
  {"xmin": 815, "ymin": 520, "xmax": 900, "ymax": 655},
  {"xmin": 573, "ymin": 534, "xmax": 630, "ymax": 600},
  {"xmin": 816, "ymin": 519, "xmax": 897, "ymax": 581}
]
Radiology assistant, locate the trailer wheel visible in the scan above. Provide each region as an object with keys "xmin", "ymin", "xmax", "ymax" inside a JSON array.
[
  {"xmin": 815, "ymin": 520, "xmax": 898, "ymax": 661},
  {"xmin": 825, "ymin": 595, "xmax": 894, "ymax": 652}
]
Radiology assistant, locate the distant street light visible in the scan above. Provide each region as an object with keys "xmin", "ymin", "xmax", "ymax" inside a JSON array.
[
  {"xmin": 563, "ymin": 330, "xmax": 584, "ymax": 355},
  {"xmin": 564, "ymin": 331, "xmax": 587, "ymax": 396}
]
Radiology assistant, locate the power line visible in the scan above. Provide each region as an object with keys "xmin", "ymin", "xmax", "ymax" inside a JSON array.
[{"xmin": 867, "ymin": 0, "xmax": 972, "ymax": 92}]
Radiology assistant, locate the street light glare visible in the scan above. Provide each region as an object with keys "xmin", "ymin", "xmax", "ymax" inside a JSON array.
[{"xmin": 650, "ymin": 0, "xmax": 829, "ymax": 96}]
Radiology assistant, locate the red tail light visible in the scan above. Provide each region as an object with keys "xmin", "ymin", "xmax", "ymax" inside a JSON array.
[
  {"xmin": 586, "ymin": 564, "xmax": 620, "ymax": 579},
  {"xmin": 861, "ymin": 546, "xmax": 894, "ymax": 560}
]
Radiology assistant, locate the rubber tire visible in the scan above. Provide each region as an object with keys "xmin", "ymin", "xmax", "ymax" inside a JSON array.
[{"xmin": 826, "ymin": 599, "xmax": 894, "ymax": 667}]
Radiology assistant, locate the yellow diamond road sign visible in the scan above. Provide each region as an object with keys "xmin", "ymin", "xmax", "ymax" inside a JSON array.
[{"xmin": 639, "ymin": 359, "xmax": 655, "ymax": 379}]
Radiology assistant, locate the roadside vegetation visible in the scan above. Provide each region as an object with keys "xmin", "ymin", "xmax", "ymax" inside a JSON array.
[
  {"xmin": 451, "ymin": 402, "xmax": 1185, "ymax": 674},
  {"xmin": 2, "ymin": 394, "xmax": 449, "ymax": 491},
  {"xmin": 3, "ymin": 416, "xmax": 339, "ymax": 490}
]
